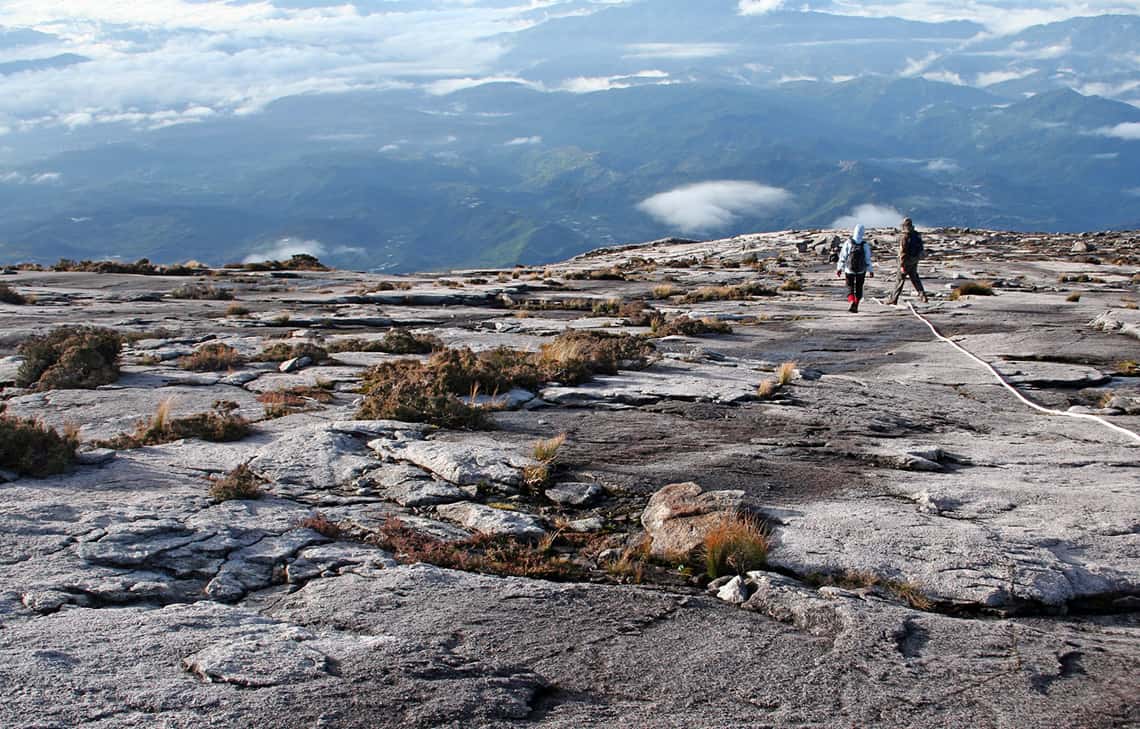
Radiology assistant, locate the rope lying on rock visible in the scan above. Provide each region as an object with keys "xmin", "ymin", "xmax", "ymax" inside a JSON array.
[{"xmin": 901, "ymin": 301, "xmax": 1140, "ymax": 446}]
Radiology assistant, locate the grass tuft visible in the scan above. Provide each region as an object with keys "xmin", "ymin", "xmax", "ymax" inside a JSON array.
[
  {"xmin": 948, "ymin": 280, "xmax": 994, "ymax": 300},
  {"xmin": 775, "ymin": 361, "xmax": 797, "ymax": 386},
  {"xmin": 207, "ymin": 463, "xmax": 263, "ymax": 502},
  {"xmin": 702, "ymin": 513, "xmax": 769, "ymax": 579},
  {"xmin": 0, "ymin": 283, "xmax": 27, "ymax": 305},
  {"xmin": 102, "ymin": 399, "xmax": 251, "ymax": 449},
  {"xmin": 179, "ymin": 342, "xmax": 245, "ymax": 372}
]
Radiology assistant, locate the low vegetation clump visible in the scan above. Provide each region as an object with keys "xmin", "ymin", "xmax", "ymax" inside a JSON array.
[
  {"xmin": 326, "ymin": 329, "xmax": 442, "ymax": 355},
  {"xmin": 367, "ymin": 517, "xmax": 583, "ymax": 580},
  {"xmin": 679, "ymin": 281, "xmax": 777, "ymax": 304},
  {"xmin": 1065, "ymin": 292, "xmax": 1081, "ymax": 302},
  {"xmin": 255, "ymin": 341, "xmax": 329, "ymax": 363},
  {"xmin": 179, "ymin": 343, "xmax": 245, "ymax": 372},
  {"xmin": 651, "ymin": 283, "xmax": 680, "ymax": 299},
  {"xmin": 779, "ymin": 277, "xmax": 804, "ymax": 292},
  {"xmin": 16, "ymin": 326, "xmax": 123, "ymax": 390},
  {"xmin": 101, "ymin": 400, "xmax": 251, "ymax": 449},
  {"xmin": 807, "ymin": 569, "xmax": 933, "ymax": 611},
  {"xmin": 168, "ymin": 282, "xmax": 234, "ymax": 300},
  {"xmin": 649, "ymin": 315, "xmax": 732, "ymax": 338},
  {"xmin": 357, "ymin": 332, "xmax": 655, "ymax": 427},
  {"xmin": 564, "ymin": 266, "xmax": 626, "ymax": 281},
  {"xmin": 49, "ymin": 258, "xmax": 207, "ymax": 276},
  {"xmin": 0, "ymin": 283, "xmax": 27, "ymax": 304},
  {"xmin": 207, "ymin": 463, "xmax": 263, "ymax": 502},
  {"xmin": 297, "ymin": 512, "xmax": 342, "ymax": 538},
  {"xmin": 523, "ymin": 433, "xmax": 567, "ymax": 489},
  {"xmin": 775, "ymin": 361, "xmax": 797, "ymax": 386},
  {"xmin": 0, "ymin": 416, "xmax": 78, "ymax": 477},
  {"xmin": 258, "ymin": 384, "xmax": 335, "ymax": 418},
  {"xmin": 226, "ymin": 253, "xmax": 328, "ymax": 272},
  {"xmin": 948, "ymin": 280, "xmax": 994, "ymax": 300},
  {"xmin": 1115, "ymin": 360, "xmax": 1138, "ymax": 376},
  {"xmin": 756, "ymin": 379, "xmax": 779, "ymax": 400},
  {"xmin": 225, "ymin": 303, "xmax": 251, "ymax": 316},
  {"xmin": 702, "ymin": 513, "xmax": 769, "ymax": 579}
]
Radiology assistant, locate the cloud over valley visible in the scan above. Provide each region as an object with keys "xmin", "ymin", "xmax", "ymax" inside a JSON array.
[{"xmin": 638, "ymin": 181, "xmax": 793, "ymax": 233}]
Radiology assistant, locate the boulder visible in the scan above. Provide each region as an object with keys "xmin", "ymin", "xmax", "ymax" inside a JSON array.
[
  {"xmin": 435, "ymin": 502, "xmax": 546, "ymax": 541},
  {"xmin": 640, "ymin": 482, "xmax": 754, "ymax": 558}
]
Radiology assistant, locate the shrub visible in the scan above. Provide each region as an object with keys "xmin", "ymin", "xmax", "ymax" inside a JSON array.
[
  {"xmin": 102, "ymin": 399, "xmax": 251, "ymax": 448},
  {"xmin": 356, "ymin": 333, "xmax": 655, "ymax": 427},
  {"xmin": 780, "ymin": 278, "xmax": 803, "ymax": 292},
  {"xmin": 257, "ymin": 385, "xmax": 334, "ymax": 418},
  {"xmin": 327, "ymin": 329, "xmax": 441, "ymax": 355},
  {"xmin": 651, "ymin": 284, "xmax": 680, "ymax": 299},
  {"xmin": 179, "ymin": 343, "xmax": 245, "ymax": 372},
  {"xmin": 1065, "ymin": 292, "xmax": 1081, "ymax": 302},
  {"xmin": 948, "ymin": 280, "xmax": 994, "ymax": 300},
  {"xmin": 702, "ymin": 513, "xmax": 769, "ymax": 579},
  {"xmin": 680, "ymin": 281, "xmax": 777, "ymax": 304},
  {"xmin": 0, "ymin": 416, "xmax": 78, "ymax": 477},
  {"xmin": 168, "ymin": 282, "xmax": 234, "ymax": 300},
  {"xmin": 208, "ymin": 463, "xmax": 263, "ymax": 501},
  {"xmin": 256, "ymin": 341, "xmax": 328, "ymax": 363},
  {"xmin": 225, "ymin": 304, "xmax": 250, "ymax": 316},
  {"xmin": 367, "ymin": 517, "xmax": 582, "ymax": 580},
  {"xmin": 297, "ymin": 512, "xmax": 342, "ymax": 538},
  {"xmin": 0, "ymin": 283, "xmax": 27, "ymax": 305},
  {"xmin": 649, "ymin": 316, "xmax": 732, "ymax": 338},
  {"xmin": 16, "ymin": 326, "xmax": 122, "ymax": 390}
]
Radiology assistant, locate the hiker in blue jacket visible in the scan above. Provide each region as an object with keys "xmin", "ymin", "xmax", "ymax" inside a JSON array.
[{"xmin": 835, "ymin": 223, "xmax": 874, "ymax": 313}]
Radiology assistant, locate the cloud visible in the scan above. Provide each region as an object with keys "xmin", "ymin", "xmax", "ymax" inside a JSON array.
[
  {"xmin": 922, "ymin": 70, "xmax": 964, "ymax": 85},
  {"xmin": 1099, "ymin": 122, "xmax": 1140, "ymax": 140},
  {"xmin": 505, "ymin": 136, "xmax": 542, "ymax": 145},
  {"xmin": 925, "ymin": 158, "xmax": 959, "ymax": 172},
  {"xmin": 831, "ymin": 203, "xmax": 905, "ymax": 230},
  {"xmin": 738, "ymin": 0, "xmax": 787, "ymax": 15},
  {"xmin": 975, "ymin": 68, "xmax": 1036, "ymax": 87},
  {"xmin": 637, "ymin": 180, "xmax": 793, "ymax": 233},
  {"xmin": 624, "ymin": 43, "xmax": 736, "ymax": 60},
  {"xmin": 560, "ymin": 70, "xmax": 670, "ymax": 94},
  {"xmin": 0, "ymin": 170, "xmax": 60, "ymax": 184},
  {"xmin": 817, "ymin": 0, "xmax": 1140, "ymax": 35},
  {"xmin": 243, "ymin": 237, "xmax": 326, "ymax": 264}
]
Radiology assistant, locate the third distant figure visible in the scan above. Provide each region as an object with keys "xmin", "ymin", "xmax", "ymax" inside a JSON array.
[
  {"xmin": 885, "ymin": 217, "xmax": 928, "ymax": 305},
  {"xmin": 835, "ymin": 223, "xmax": 873, "ymax": 313}
]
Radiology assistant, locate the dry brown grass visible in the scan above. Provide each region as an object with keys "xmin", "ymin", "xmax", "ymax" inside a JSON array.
[
  {"xmin": 649, "ymin": 316, "xmax": 732, "ymax": 338},
  {"xmin": 255, "ymin": 341, "xmax": 328, "ymax": 363},
  {"xmin": 297, "ymin": 512, "xmax": 342, "ymax": 538},
  {"xmin": 365, "ymin": 517, "xmax": 583, "ymax": 580},
  {"xmin": 101, "ymin": 399, "xmax": 251, "ymax": 449},
  {"xmin": 779, "ymin": 277, "xmax": 804, "ymax": 292},
  {"xmin": 1065, "ymin": 292, "xmax": 1081, "ymax": 302},
  {"xmin": 326, "ymin": 329, "xmax": 441, "ymax": 355},
  {"xmin": 809, "ymin": 569, "xmax": 933, "ymax": 611},
  {"xmin": 756, "ymin": 379, "xmax": 779, "ymax": 399},
  {"xmin": 0, "ymin": 283, "xmax": 27, "ymax": 305},
  {"xmin": 257, "ymin": 385, "xmax": 335, "ymax": 418},
  {"xmin": 948, "ymin": 280, "xmax": 994, "ymax": 300},
  {"xmin": 207, "ymin": 463, "xmax": 263, "ymax": 502},
  {"xmin": 224, "ymin": 303, "xmax": 250, "ymax": 316},
  {"xmin": 533, "ymin": 433, "xmax": 567, "ymax": 462},
  {"xmin": 651, "ymin": 283, "xmax": 680, "ymax": 299},
  {"xmin": 679, "ymin": 281, "xmax": 777, "ymax": 304},
  {"xmin": 775, "ymin": 361, "xmax": 797, "ymax": 386},
  {"xmin": 179, "ymin": 343, "xmax": 245, "ymax": 372},
  {"xmin": 702, "ymin": 513, "xmax": 769, "ymax": 578}
]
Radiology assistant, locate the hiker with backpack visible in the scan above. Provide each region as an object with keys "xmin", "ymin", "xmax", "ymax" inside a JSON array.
[
  {"xmin": 835, "ymin": 223, "xmax": 873, "ymax": 313},
  {"xmin": 885, "ymin": 217, "xmax": 928, "ymax": 305}
]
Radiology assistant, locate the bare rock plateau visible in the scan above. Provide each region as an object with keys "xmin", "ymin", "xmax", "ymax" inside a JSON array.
[{"xmin": 2, "ymin": 227, "xmax": 1138, "ymax": 727}]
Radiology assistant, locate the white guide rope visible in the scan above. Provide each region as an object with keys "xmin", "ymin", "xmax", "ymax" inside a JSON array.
[{"xmin": 902, "ymin": 302, "xmax": 1140, "ymax": 446}]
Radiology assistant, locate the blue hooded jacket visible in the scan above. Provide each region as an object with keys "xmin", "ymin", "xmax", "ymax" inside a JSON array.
[{"xmin": 836, "ymin": 224, "xmax": 873, "ymax": 275}]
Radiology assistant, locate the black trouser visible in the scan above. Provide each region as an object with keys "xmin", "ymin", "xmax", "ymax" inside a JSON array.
[
  {"xmin": 887, "ymin": 259, "xmax": 925, "ymax": 303},
  {"xmin": 845, "ymin": 273, "xmax": 866, "ymax": 301}
]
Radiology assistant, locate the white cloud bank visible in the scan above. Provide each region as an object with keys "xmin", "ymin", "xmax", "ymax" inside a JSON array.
[
  {"xmin": 1099, "ymin": 122, "xmax": 1140, "ymax": 140},
  {"xmin": 738, "ymin": 0, "xmax": 787, "ymax": 15},
  {"xmin": 831, "ymin": 203, "xmax": 906, "ymax": 230},
  {"xmin": 638, "ymin": 181, "xmax": 792, "ymax": 233}
]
